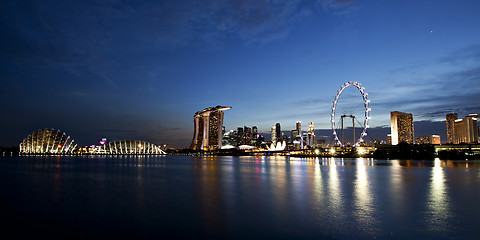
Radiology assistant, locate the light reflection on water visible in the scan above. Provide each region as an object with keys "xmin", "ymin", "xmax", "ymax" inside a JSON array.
[
  {"xmin": 1, "ymin": 156, "xmax": 480, "ymax": 239},
  {"xmin": 427, "ymin": 158, "xmax": 450, "ymax": 233},
  {"xmin": 353, "ymin": 158, "xmax": 377, "ymax": 236}
]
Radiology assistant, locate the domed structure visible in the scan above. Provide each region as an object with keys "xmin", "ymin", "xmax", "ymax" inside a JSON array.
[
  {"xmin": 94, "ymin": 140, "xmax": 166, "ymax": 155},
  {"xmin": 266, "ymin": 141, "xmax": 286, "ymax": 151},
  {"xmin": 19, "ymin": 129, "xmax": 77, "ymax": 154}
]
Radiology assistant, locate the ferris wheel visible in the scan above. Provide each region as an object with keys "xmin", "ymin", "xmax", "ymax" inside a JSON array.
[{"xmin": 331, "ymin": 82, "xmax": 371, "ymax": 147}]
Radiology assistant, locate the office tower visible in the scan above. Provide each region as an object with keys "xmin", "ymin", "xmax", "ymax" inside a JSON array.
[
  {"xmin": 307, "ymin": 122, "xmax": 315, "ymax": 147},
  {"xmin": 387, "ymin": 134, "xmax": 392, "ymax": 145},
  {"xmin": 252, "ymin": 126, "xmax": 258, "ymax": 146},
  {"xmin": 454, "ymin": 114, "xmax": 479, "ymax": 144},
  {"xmin": 291, "ymin": 130, "xmax": 298, "ymax": 142},
  {"xmin": 190, "ymin": 106, "xmax": 231, "ymax": 150},
  {"xmin": 237, "ymin": 127, "xmax": 244, "ymax": 145},
  {"xmin": 302, "ymin": 133, "xmax": 307, "ymax": 148},
  {"xmin": 271, "ymin": 125, "xmax": 277, "ymax": 144},
  {"xmin": 296, "ymin": 121, "xmax": 301, "ymax": 137},
  {"xmin": 243, "ymin": 126, "xmax": 251, "ymax": 145},
  {"xmin": 276, "ymin": 123, "xmax": 281, "ymax": 143},
  {"xmin": 252, "ymin": 126, "xmax": 258, "ymax": 137},
  {"xmin": 446, "ymin": 113, "xmax": 458, "ymax": 144},
  {"xmin": 390, "ymin": 111, "xmax": 414, "ymax": 145}
]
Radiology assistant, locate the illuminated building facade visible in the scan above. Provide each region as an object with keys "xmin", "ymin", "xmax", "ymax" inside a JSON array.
[
  {"xmin": 296, "ymin": 121, "xmax": 301, "ymax": 138},
  {"xmin": 252, "ymin": 126, "xmax": 258, "ymax": 146},
  {"xmin": 19, "ymin": 129, "xmax": 77, "ymax": 154},
  {"xmin": 431, "ymin": 135, "xmax": 441, "ymax": 144},
  {"xmin": 390, "ymin": 111, "xmax": 414, "ymax": 145},
  {"xmin": 94, "ymin": 140, "xmax": 166, "ymax": 154},
  {"xmin": 243, "ymin": 126, "xmax": 251, "ymax": 145},
  {"xmin": 291, "ymin": 130, "xmax": 298, "ymax": 141},
  {"xmin": 453, "ymin": 114, "xmax": 479, "ymax": 144},
  {"xmin": 271, "ymin": 123, "xmax": 281, "ymax": 144},
  {"xmin": 416, "ymin": 135, "xmax": 440, "ymax": 145},
  {"xmin": 446, "ymin": 113, "xmax": 458, "ymax": 144},
  {"xmin": 190, "ymin": 106, "xmax": 231, "ymax": 151},
  {"xmin": 306, "ymin": 122, "xmax": 315, "ymax": 147},
  {"xmin": 271, "ymin": 125, "xmax": 277, "ymax": 144}
]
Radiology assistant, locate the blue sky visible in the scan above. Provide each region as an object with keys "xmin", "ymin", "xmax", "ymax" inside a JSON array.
[{"xmin": 1, "ymin": 0, "xmax": 480, "ymax": 148}]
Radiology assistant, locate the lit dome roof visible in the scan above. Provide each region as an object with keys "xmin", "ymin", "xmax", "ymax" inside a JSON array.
[
  {"xmin": 94, "ymin": 140, "xmax": 166, "ymax": 155},
  {"xmin": 19, "ymin": 129, "xmax": 77, "ymax": 154}
]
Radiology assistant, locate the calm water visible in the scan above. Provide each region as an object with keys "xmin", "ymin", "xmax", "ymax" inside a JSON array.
[{"xmin": 1, "ymin": 155, "xmax": 479, "ymax": 239}]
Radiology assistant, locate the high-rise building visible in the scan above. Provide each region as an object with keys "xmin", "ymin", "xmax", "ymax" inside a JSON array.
[
  {"xmin": 271, "ymin": 125, "xmax": 277, "ymax": 144},
  {"xmin": 237, "ymin": 127, "xmax": 244, "ymax": 145},
  {"xmin": 446, "ymin": 113, "xmax": 458, "ymax": 144},
  {"xmin": 416, "ymin": 135, "xmax": 441, "ymax": 144},
  {"xmin": 252, "ymin": 126, "xmax": 258, "ymax": 146},
  {"xmin": 453, "ymin": 114, "xmax": 479, "ymax": 144},
  {"xmin": 190, "ymin": 106, "xmax": 231, "ymax": 150},
  {"xmin": 291, "ymin": 130, "xmax": 298, "ymax": 141},
  {"xmin": 243, "ymin": 126, "xmax": 252, "ymax": 145},
  {"xmin": 296, "ymin": 121, "xmax": 301, "ymax": 137},
  {"xmin": 390, "ymin": 111, "xmax": 414, "ymax": 145},
  {"xmin": 306, "ymin": 122, "xmax": 315, "ymax": 147},
  {"xmin": 252, "ymin": 126, "xmax": 258, "ymax": 137},
  {"xmin": 276, "ymin": 123, "xmax": 281, "ymax": 143}
]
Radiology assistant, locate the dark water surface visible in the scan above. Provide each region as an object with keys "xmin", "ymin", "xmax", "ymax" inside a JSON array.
[{"xmin": 1, "ymin": 156, "xmax": 479, "ymax": 239}]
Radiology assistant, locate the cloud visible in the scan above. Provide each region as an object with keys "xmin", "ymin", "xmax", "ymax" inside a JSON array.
[
  {"xmin": 438, "ymin": 44, "xmax": 480, "ymax": 65},
  {"xmin": 371, "ymin": 44, "xmax": 480, "ymax": 122},
  {"xmin": 1, "ymin": 0, "xmax": 357, "ymax": 55}
]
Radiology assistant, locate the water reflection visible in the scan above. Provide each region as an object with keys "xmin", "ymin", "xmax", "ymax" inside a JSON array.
[
  {"xmin": 427, "ymin": 158, "xmax": 451, "ymax": 233},
  {"xmin": 192, "ymin": 157, "xmax": 226, "ymax": 237},
  {"xmin": 354, "ymin": 158, "xmax": 376, "ymax": 235},
  {"xmin": 3, "ymin": 156, "xmax": 479, "ymax": 239},
  {"xmin": 327, "ymin": 158, "xmax": 344, "ymax": 222}
]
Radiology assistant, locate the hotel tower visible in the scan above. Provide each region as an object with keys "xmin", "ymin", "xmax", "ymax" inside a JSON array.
[
  {"xmin": 190, "ymin": 106, "xmax": 231, "ymax": 151},
  {"xmin": 390, "ymin": 111, "xmax": 414, "ymax": 145}
]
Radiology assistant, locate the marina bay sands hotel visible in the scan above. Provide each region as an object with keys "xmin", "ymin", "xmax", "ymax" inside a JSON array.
[{"xmin": 190, "ymin": 106, "xmax": 231, "ymax": 151}]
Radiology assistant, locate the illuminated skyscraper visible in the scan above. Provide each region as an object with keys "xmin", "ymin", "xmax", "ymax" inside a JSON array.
[
  {"xmin": 190, "ymin": 106, "xmax": 231, "ymax": 151},
  {"xmin": 307, "ymin": 122, "xmax": 315, "ymax": 147},
  {"xmin": 446, "ymin": 113, "xmax": 458, "ymax": 144},
  {"xmin": 291, "ymin": 130, "xmax": 298, "ymax": 141},
  {"xmin": 453, "ymin": 114, "xmax": 479, "ymax": 144},
  {"xmin": 252, "ymin": 126, "xmax": 258, "ymax": 146},
  {"xmin": 390, "ymin": 111, "xmax": 414, "ymax": 145},
  {"xmin": 271, "ymin": 125, "xmax": 277, "ymax": 144},
  {"xmin": 271, "ymin": 123, "xmax": 282, "ymax": 144},
  {"xmin": 296, "ymin": 121, "xmax": 301, "ymax": 138},
  {"xmin": 243, "ymin": 126, "xmax": 251, "ymax": 145}
]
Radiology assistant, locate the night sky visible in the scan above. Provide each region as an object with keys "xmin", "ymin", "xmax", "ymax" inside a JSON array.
[{"xmin": 1, "ymin": 0, "xmax": 480, "ymax": 148}]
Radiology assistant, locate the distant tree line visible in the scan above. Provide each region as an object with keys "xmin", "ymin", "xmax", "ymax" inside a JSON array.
[
  {"xmin": 373, "ymin": 142, "xmax": 435, "ymax": 160},
  {"xmin": 373, "ymin": 142, "xmax": 480, "ymax": 160}
]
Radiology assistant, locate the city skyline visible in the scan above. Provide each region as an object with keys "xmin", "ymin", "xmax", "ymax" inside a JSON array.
[{"xmin": 1, "ymin": 0, "xmax": 480, "ymax": 148}]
